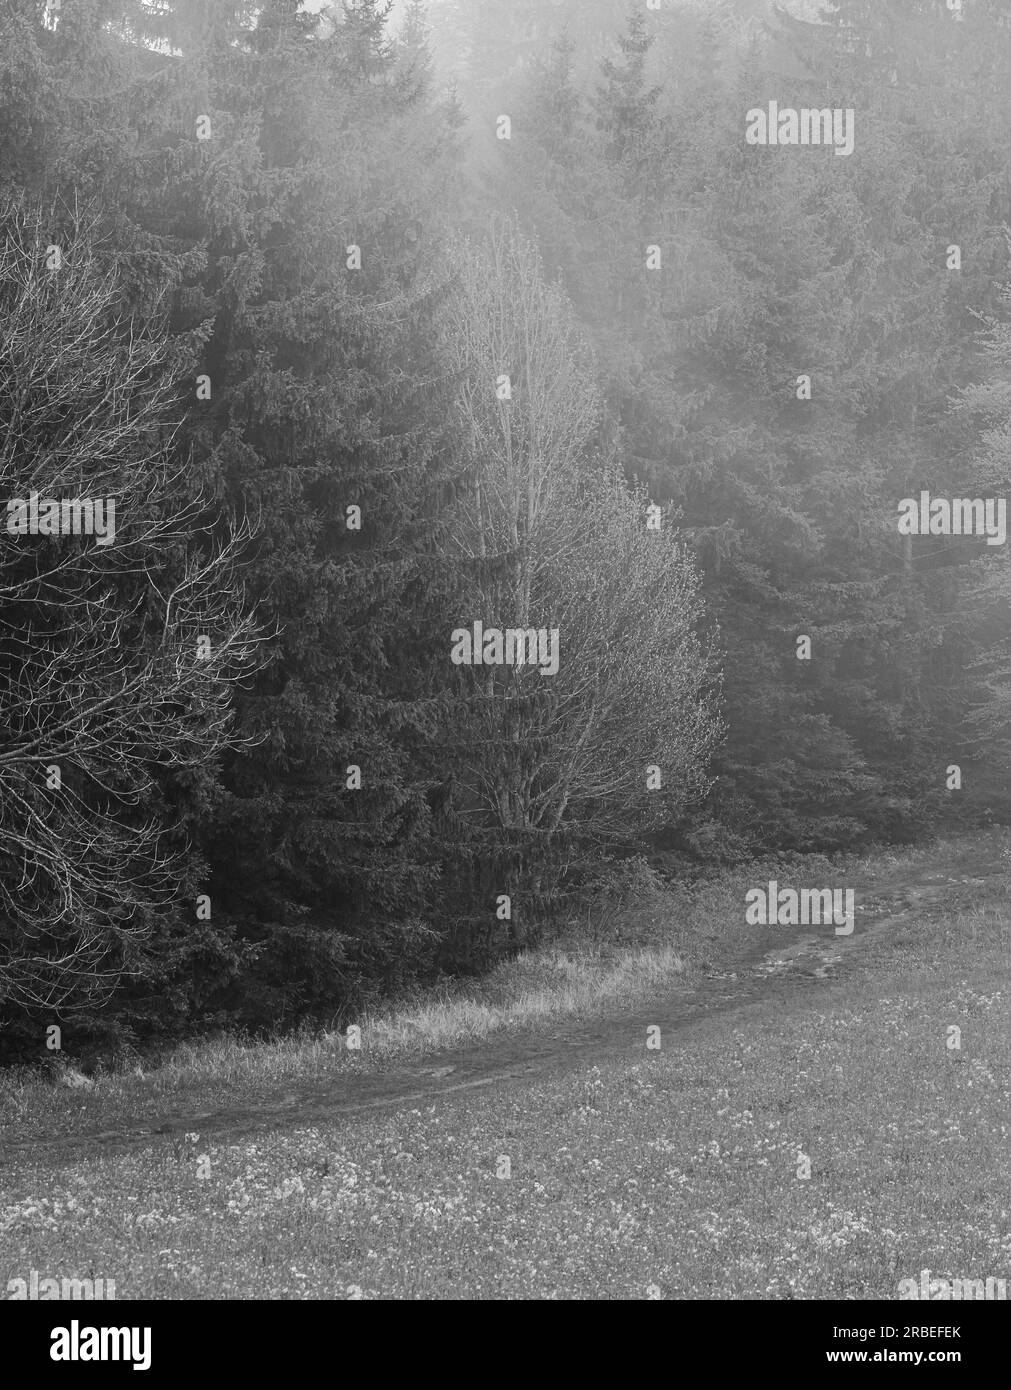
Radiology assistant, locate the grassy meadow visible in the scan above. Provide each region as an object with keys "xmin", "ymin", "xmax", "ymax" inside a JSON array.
[{"xmin": 2, "ymin": 833, "xmax": 1008, "ymax": 1299}]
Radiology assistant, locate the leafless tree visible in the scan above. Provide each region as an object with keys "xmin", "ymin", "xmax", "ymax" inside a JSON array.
[
  {"xmin": 436, "ymin": 218, "xmax": 721, "ymax": 884},
  {"xmin": 0, "ymin": 195, "xmax": 263, "ymax": 1016}
]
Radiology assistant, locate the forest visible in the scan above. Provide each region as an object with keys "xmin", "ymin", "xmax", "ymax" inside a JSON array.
[{"xmin": 1, "ymin": 0, "xmax": 1008, "ymax": 1056}]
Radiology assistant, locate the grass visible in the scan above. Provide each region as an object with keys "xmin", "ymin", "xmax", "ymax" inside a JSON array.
[
  {"xmin": 0, "ymin": 828, "xmax": 1005, "ymax": 1141},
  {"xmin": 0, "ymin": 942, "xmax": 692, "ymax": 1143},
  {"xmin": 1, "ymin": 832, "xmax": 1008, "ymax": 1299}
]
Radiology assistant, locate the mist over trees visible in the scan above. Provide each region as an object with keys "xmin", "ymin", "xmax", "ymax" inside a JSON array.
[{"xmin": 0, "ymin": 0, "xmax": 1008, "ymax": 1050}]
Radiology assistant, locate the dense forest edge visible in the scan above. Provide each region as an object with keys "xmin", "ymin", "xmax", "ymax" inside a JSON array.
[{"xmin": 1, "ymin": 0, "xmax": 1009, "ymax": 1064}]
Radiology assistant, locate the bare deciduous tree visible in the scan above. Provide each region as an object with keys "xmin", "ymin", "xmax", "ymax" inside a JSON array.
[
  {"xmin": 0, "ymin": 195, "xmax": 263, "ymax": 1016},
  {"xmin": 436, "ymin": 219, "xmax": 721, "ymax": 912}
]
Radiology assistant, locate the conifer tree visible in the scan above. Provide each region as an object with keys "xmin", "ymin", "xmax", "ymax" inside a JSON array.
[{"xmin": 1, "ymin": 0, "xmax": 469, "ymax": 1026}]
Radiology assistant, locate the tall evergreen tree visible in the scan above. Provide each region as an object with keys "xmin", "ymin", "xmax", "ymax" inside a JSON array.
[
  {"xmin": 1, "ymin": 0, "xmax": 471, "ymax": 1028},
  {"xmin": 486, "ymin": 0, "xmax": 1011, "ymax": 853},
  {"xmin": 594, "ymin": 7, "xmax": 661, "ymax": 172}
]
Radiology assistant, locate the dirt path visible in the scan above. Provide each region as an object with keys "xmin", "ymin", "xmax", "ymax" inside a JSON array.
[{"xmin": 2, "ymin": 866, "xmax": 1002, "ymax": 1168}]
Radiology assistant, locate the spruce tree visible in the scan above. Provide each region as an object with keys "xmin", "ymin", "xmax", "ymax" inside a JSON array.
[{"xmin": 1, "ymin": 0, "xmax": 469, "ymax": 1027}]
